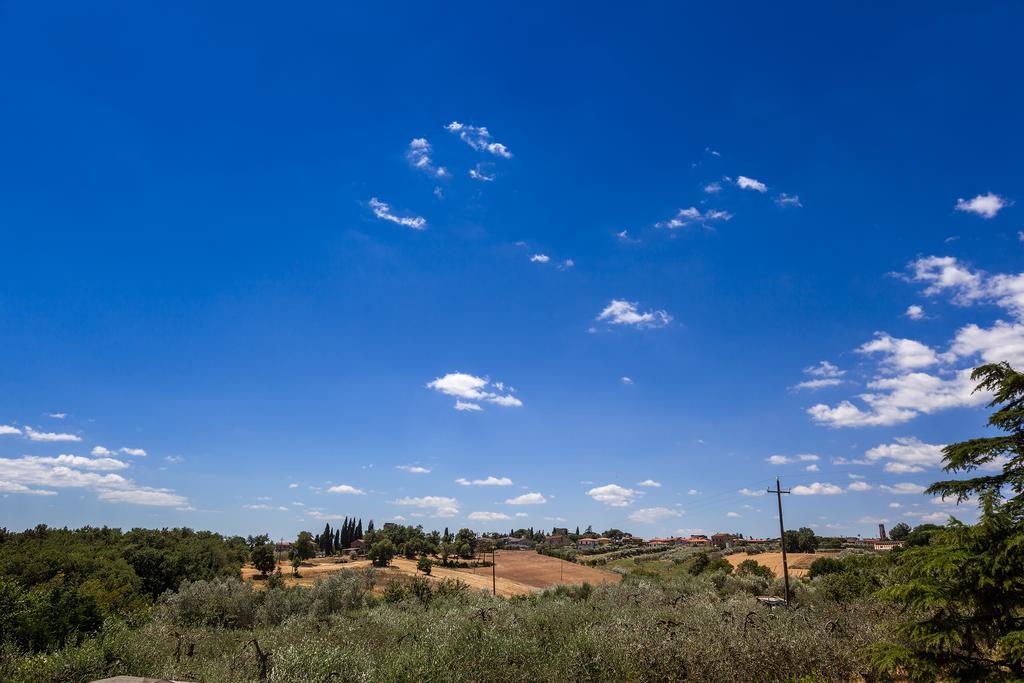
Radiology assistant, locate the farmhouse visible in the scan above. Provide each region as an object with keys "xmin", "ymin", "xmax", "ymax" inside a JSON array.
[
  {"xmin": 545, "ymin": 533, "xmax": 570, "ymax": 548},
  {"xmin": 502, "ymin": 536, "xmax": 533, "ymax": 550},
  {"xmin": 578, "ymin": 537, "xmax": 600, "ymax": 548}
]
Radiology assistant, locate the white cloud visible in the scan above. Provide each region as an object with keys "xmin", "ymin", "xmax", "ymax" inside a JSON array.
[
  {"xmin": 0, "ymin": 455, "xmax": 186, "ymax": 506},
  {"xmin": 687, "ymin": 489, "xmax": 700, "ymax": 495},
  {"xmin": 587, "ymin": 483, "xmax": 639, "ymax": 507},
  {"xmin": 655, "ymin": 207, "xmax": 732, "ymax": 230},
  {"xmin": 808, "ymin": 369, "xmax": 987, "ymax": 427},
  {"xmin": 91, "ymin": 446, "xmax": 114, "ymax": 456},
  {"xmin": 766, "ymin": 454, "xmax": 819, "ymax": 465},
  {"xmin": 427, "ymin": 372, "xmax": 522, "ymax": 410},
  {"xmin": 848, "ymin": 481, "xmax": 872, "ymax": 492},
  {"xmin": 455, "ymin": 476, "xmax": 512, "ymax": 486},
  {"xmin": 445, "ymin": 121, "xmax": 512, "ymax": 158},
  {"xmin": 289, "ymin": 483, "xmax": 299, "ymax": 489},
  {"xmin": 368, "ymin": 197, "xmax": 426, "ymax": 230},
  {"xmin": 468, "ymin": 511, "xmax": 512, "ymax": 521},
  {"xmin": 620, "ymin": 376, "xmax": 634, "ymax": 385},
  {"xmin": 327, "ymin": 484, "xmax": 366, "ymax": 495},
  {"xmin": 736, "ymin": 175, "xmax": 767, "ymax": 192},
  {"xmin": 48, "ymin": 413, "xmax": 67, "ymax": 419},
  {"xmin": 393, "ymin": 495, "xmax": 459, "ymax": 517},
  {"xmin": 805, "ymin": 464, "xmax": 819, "ymax": 472},
  {"xmin": 905, "ymin": 305, "xmax": 925, "ymax": 320},
  {"xmin": 865, "ymin": 437, "xmax": 944, "ymax": 473},
  {"xmin": 505, "ymin": 492, "xmax": 546, "ymax": 505},
  {"xmin": 793, "ymin": 361, "xmax": 845, "ymax": 390},
  {"xmin": 888, "ymin": 502, "xmax": 902, "ymax": 508},
  {"xmin": 879, "ymin": 482, "xmax": 926, "ymax": 495},
  {"xmin": 530, "ymin": 254, "xmax": 550, "ymax": 263},
  {"xmin": 637, "ymin": 479, "xmax": 661, "ymax": 488},
  {"xmin": 951, "ymin": 320, "xmax": 1024, "ymax": 367},
  {"xmin": 738, "ymin": 487, "xmax": 764, "ymax": 496},
  {"xmin": 791, "ymin": 482, "xmax": 844, "ymax": 495},
  {"xmin": 558, "ymin": 259, "xmax": 575, "ymax": 270},
  {"xmin": 24, "ymin": 427, "xmax": 81, "ymax": 442},
  {"xmin": 515, "ymin": 512, "xmax": 528, "ymax": 518},
  {"xmin": 0, "ymin": 425, "xmax": 22, "ymax": 436},
  {"xmin": 907, "ymin": 256, "xmax": 1024, "ymax": 319},
  {"xmin": 597, "ymin": 299, "xmax": 671, "ymax": 328},
  {"xmin": 164, "ymin": 455, "xmax": 183, "ymax": 464},
  {"xmin": 396, "ymin": 465, "xmax": 431, "ymax": 474},
  {"xmin": 0, "ymin": 480, "xmax": 56, "ymax": 495},
  {"xmin": 628, "ymin": 507, "xmax": 682, "ymax": 523},
  {"xmin": 97, "ymin": 487, "xmax": 188, "ymax": 507},
  {"xmin": 726, "ymin": 511, "xmax": 741, "ymax": 518},
  {"xmin": 119, "ymin": 447, "xmax": 147, "ymax": 457},
  {"xmin": 857, "ymin": 333, "xmax": 941, "ymax": 371},
  {"xmin": 469, "ymin": 163, "xmax": 496, "ymax": 182},
  {"xmin": 955, "ymin": 192, "xmax": 1008, "ymax": 218},
  {"xmin": 405, "ymin": 138, "xmax": 448, "ymax": 178},
  {"xmin": 703, "ymin": 182, "xmax": 722, "ymax": 194},
  {"xmin": 774, "ymin": 193, "xmax": 802, "ymax": 207}
]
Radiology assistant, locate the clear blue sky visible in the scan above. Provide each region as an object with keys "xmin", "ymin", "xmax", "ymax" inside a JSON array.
[{"xmin": 2, "ymin": 2, "xmax": 1022, "ymax": 540}]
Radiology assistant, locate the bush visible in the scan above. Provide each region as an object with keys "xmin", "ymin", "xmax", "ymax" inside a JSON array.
[
  {"xmin": 807, "ymin": 556, "xmax": 844, "ymax": 579},
  {"xmin": 735, "ymin": 559, "xmax": 774, "ymax": 580},
  {"xmin": 417, "ymin": 557, "xmax": 433, "ymax": 575},
  {"xmin": 160, "ymin": 578, "xmax": 258, "ymax": 628}
]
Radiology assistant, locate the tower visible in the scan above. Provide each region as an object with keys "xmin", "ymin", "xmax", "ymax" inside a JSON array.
[{"xmin": 879, "ymin": 523, "xmax": 887, "ymax": 540}]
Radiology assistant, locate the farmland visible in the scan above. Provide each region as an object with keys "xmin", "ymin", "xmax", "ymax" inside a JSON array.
[
  {"xmin": 241, "ymin": 551, "xmax": 620, "ymax": 597},
  {"xmin": 725, "ymin": 552, "xmax": 821, "ymax": 578}
]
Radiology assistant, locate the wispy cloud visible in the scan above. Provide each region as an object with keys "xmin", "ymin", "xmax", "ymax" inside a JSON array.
[
  {"xmin": 628, "ymin": 506, "xmax": 681, "ymax": 523},
  {"xmin": 327, "ymin": 484, "xmax": 365, "ymax": 495},
  {"xmin": 455, "ymin": 476, "xmax": 512, "ymax": 486},
  {"xmin": 791, "ymin": 482, "xmax": 843, "ymax": 495},
  {"xmin": 393, "ymin": 495, "xmax": 459, "ymax": 516},
  {"xmin": 406, "ymin": 138, "xmax": 448, "ymax": 178},
  {"xmin": 24, "ymin": 427, "xmax": 81, "ymax": 442},
  {"xmin": 597, "ymin": 300, "xmax": 671, "ymax": 328},
  {"xmin": 468, "ymin": 511, "xmax": 512, "ymax": 521},
  {"xmin": 655, "ymin": 207, "xmax": 732, "ymax": 230},
  {"xmin": 427, "ymin": 372, "xmax": 522, "ymax": 411},
  {"xmin": 445, "ymin": 121, "xmax": 512, "ymax": 158},
  {"xmin": 369, "ymin": 197, "xmax": 426, "ymax": 230},
  {"xmin": 774, "ymin": 193, "xmax": 802, "ymax": 207},
  {"xmin": 396, "ymin": 465, "xmax": 431, "ymax": 474},
  {"xmin": 736, "ymin": 175, "xmax": 767, "ymax": 192},
  {"xmin": 505, "ymin": 492, "xmax": 546, "ymax": 505}
]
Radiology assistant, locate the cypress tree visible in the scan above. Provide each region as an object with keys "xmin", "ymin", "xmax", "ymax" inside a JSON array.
[
  {"xmin": 367, "ymin": 519, "xmax": 375, "ymax": 534},
  {"xmin": 356, "ymin": 518, "xmax": 363, "ymax": 540}
]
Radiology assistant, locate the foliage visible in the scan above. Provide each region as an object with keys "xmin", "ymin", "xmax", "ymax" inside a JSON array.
[
  {"xmin": 0, "ymin": 572, "xmax": 889, "ymax": 683},
  {"xmin": 888, "ymin": 522, "xmax": 911, "ymax": 541},
  {"xmin": 735, "ymin": 559, "xmax": 774, "ymax": 580},
  {"xmin": 871, "ymin": 362, "xmax": 1024, "ymax": 681},
  {"xmin": 368, "ymin": 539, "xmax": 396, "ymax": 567},
  {"xmin": 250, "ymin": 544, "xmax": 276, "ymax": 576},
  {"xmin": 417, "ymin": 557, "xmax": 432, "ymax": 575},
  {"xmin": 783, "ymin": 527, "xmax": 819, "ymax": 553},
  {"xmin": 293, "ymin": 531, "xmax": 317, "ymax": 561}
]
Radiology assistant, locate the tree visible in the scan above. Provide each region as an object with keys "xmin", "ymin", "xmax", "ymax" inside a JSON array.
[
  {"xmin": 291, "ymin": 556, "xmax": 301, "ymax": 576},
  {"xmin": 888, "ymin": 522, "xmax": 911, "ymax": 541},
  {"xmin": 783, "ymin": 527, "xmax": 818, "ymax": 553},
  {"xmin": 417, "ymin": 557, "xmax": 432, "ymax": 575},
  {"xmin": 872, "ymin": 363, "xmax": 1024, "ymax": 681},
  {"xmin": 369, "ymin": 539, "xmax": 396, "ymax": 568},
  {"xmin": 735, "ymin": 558, "xmax": 774, "ymax": 580},
  {"xmin": 294, "ymin": 531, "xmax": 317, "ymax": 561},
  {"xmin": 251, "ymin": 544, "xmax": 276, "ymax": 576}
]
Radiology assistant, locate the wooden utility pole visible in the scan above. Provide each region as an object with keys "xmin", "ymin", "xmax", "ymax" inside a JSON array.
[
  {"xmin": 768, "ymin": 477, "xmax": 792, "ymax": 604},
  {"xmin": 491, "ymin": 548, "xmax": 496, "ymax": 595}
]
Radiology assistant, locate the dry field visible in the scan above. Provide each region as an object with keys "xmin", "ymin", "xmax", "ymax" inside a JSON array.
[
  {"xmin": 241, "ymin": 551, "xmax": 619, "ymax": 597},
  {"xmin": 725, "ymin": 552, "xmax": 820, "ymax": 578}
]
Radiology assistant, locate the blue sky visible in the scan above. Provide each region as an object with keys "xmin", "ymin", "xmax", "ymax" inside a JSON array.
[{"xmin": 2, "ymin": 2, "xmax": 1022, "ymax": 540}]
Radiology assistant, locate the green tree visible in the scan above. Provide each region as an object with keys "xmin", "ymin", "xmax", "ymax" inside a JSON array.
[
  {"xmin": 294, "ymin": 531, "xmax": 317, "ymax": 561},
  {"xmin": 291, "ymin": 556, "xmax": 302, "ymax": 576},
  {"xmin": 369, "ymin": 539, "xmax": 396, "ymax": 567},
  {"xmin": 783, "ymin": 527, "xmax": 818, "ymax": 553},
  {"xmin": 251, "ymin": 544, "xmax": 276, "ymax": 576},
  {"xmin": 417, "ymin": 557, "xmax": 432, "ymax": 575},
  {"xmin": 888, "ymin": 522, "xmax": 911, "ymax": 541},
  {"xmin": 735, "ymin": 558, "xmax": 774, "ymax": 580},
  {"xmin": 871, "ymin": 363, "xmax": 1024, "ymax": 681}
]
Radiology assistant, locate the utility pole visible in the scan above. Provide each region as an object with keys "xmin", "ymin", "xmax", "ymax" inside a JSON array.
[
  {"xmin": 491, "ymin": 548, "xmax": 496, "ymax": 596},
  {"xmin": 768, "ymin": 477, "xmax": 792, "ymax": 604}
]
